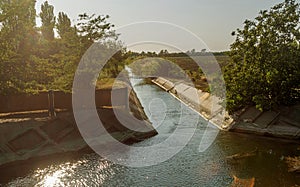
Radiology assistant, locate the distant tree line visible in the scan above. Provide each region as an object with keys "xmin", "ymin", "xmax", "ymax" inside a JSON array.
[{"xmin": 125, "ymin": 49, "xmax": 229, "ymax": 58}]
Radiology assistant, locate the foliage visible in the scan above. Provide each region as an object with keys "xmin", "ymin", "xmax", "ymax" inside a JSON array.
[
  {"xmin": 0, "ymin": 1, "xmax": 122, "ymax": 95},
  {"xmin": 40, "ymin": 1, "xmax": 55, "ymax": 41},
  {"xmin": 77, "ymin": 13, "xmax": 118, "ymax": 49},
  {"xmin": 225, "ymin": 0, "xmax": 300, "ymax": 112},
  {"xmin": 56, "ymin": 12, "xmax": 72, "ymax": 39}
]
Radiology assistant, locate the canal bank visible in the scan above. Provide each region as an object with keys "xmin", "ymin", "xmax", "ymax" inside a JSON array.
[
  {"xmin": 152, "ymin": 77, "xmax": 300, "ymax": 140},
  {"xmin": 152, "ymin": 77, "xmax": 233, "ymax": 130},
  {"xmin": 3, "ymin": 75, "xmax": 300, "ymax": 187},
  {"xmin": 0, "ymin": 85, "xmax": 157, "ymax": 169}
]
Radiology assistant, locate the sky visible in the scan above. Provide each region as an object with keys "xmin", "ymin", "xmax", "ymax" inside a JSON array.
[{"xmin": 36, "ymin": 0, "xmax": 284, "ymax": 52}]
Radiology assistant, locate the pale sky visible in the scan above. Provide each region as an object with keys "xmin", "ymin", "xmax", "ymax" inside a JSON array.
[{"xmin": 36, "ymin": 0, "xmax": 284, "ymax": 52}]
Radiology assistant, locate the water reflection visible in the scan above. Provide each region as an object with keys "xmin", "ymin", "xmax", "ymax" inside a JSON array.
[{"xmin": 7, "ymin": 155, "xmax": 114, "ymax": 186}]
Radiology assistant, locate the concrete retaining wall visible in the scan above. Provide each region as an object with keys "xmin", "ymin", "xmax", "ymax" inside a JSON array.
[
  {"xmin": 152, "ymin": 77, "xmax": 300, "ymax": 139},
  {"xmin": 0, "ymin": 88, "xmax": 128, "ymax": 113},
  {"xmin": 152, "ymin": 77, "xmax": 233, "ymax": 129},
  {"xmin": 0, "ymin": 93, "xmax": 49, "ymax": 113},
  {"xmin": 230, "ymin": 106, "xmax": 300, "ymax": 139},
  {"xmin": 0, "ymin": 87, "xmax": 157, "ymax": 167}
]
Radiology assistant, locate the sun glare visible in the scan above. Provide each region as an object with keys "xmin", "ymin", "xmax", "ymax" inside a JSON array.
[{"xmin": 42, "ymin": 170, "xmax": 63, "ymax": 187}]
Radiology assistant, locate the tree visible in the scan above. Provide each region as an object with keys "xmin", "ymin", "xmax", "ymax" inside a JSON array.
[
  {"xmin": 191, "ymin": 48, "xmax": 196, "ymax": 55},
  {"xmin": 158, "ymin": 49, "xmax": 169, "ymax": 56},
  {"xmin": 77, "ymin": 13, "xmax": 117, "ymax": 48},
  {"xmin": 225, "ymin": 0, "xmax": 300, "ymax": 113},
  {"xmin": 0, "ymin": 0, "xmax": 38, "ymax": 94},
  {"xmin": 55, "ymin": 12, "xmax": 81, "ymax": 59},
  {"xmin": 0, "ymin": 1, "xmax": 121, "ymax": 94},
  {"xmin": 40, "ymin": 1, "xmax": 55, "ymax": 41},
  {"xmin": 56, "ymin": 12, "xmax": 72, "ymax": 39},
  {"xmin": 0, "ymin": 0, "xmax": 37, "ymax": 58}
]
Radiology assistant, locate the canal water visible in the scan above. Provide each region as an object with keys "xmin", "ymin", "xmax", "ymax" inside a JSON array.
[{"xmin": 3, "ymin": 75, "xmax": 300, "ymax": 186}]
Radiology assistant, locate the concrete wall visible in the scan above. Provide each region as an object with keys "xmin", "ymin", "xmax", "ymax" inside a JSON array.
[
  {"xmin": 152, "ymin": 77, "xmax": 300, "ymax": 139},
  {"xmin": 0, "ymin": 88, "xmax": 129, "ymax": 113},
  {"xmin": 152, "ymin": 77, "xmax": 233, "ymax": 129},
  {"xmin": 0, "ymin": 93, "xmax": 49, "ymax": 113},
  {"xmin": 231, "ymin": 106, "xmax": 300, "ymax": 139},
  {"xmin": 0, "ymin": 87, "xmax": 157, "ymax": 167}
]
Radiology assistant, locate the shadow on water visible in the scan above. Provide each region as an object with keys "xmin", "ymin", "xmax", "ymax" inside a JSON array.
[{"xmin": 217, "ymin": 131, "xmax": 300, "ymax": 186}]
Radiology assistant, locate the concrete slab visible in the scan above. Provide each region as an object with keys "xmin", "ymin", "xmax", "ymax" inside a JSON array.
[
  {"xmin": 239, "ymin": 107, "xmax": 261, "ymax": 121},
  {"xmin": 254, "ymin": 111, "xmax": 278, "ymax": 128}
]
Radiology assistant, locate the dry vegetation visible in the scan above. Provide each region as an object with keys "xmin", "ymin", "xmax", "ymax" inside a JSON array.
[
  {"xmin": 286, "ymin": 156, "xmax": 300, "ymax": 173},
  {"xmin": 167, "ymin": 56, "xmax": 230, "ymax": 91}
]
